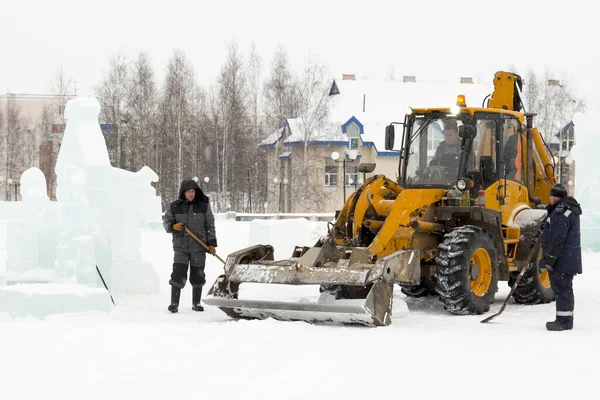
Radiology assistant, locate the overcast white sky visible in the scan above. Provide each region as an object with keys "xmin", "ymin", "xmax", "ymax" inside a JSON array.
[{"xmin": 3, "ymin": 0, "xmax": 599, "ymax": 109}]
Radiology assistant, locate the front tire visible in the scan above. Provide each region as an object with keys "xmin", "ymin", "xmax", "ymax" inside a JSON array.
[{"xmin": 435, "ymin": 226, "xmax": 499, "ymax": 315}]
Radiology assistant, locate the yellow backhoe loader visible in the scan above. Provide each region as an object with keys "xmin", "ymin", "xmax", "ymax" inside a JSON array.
[{"xmin": 204, "ymin": 71, "xmax": 557, "ymax": 326}]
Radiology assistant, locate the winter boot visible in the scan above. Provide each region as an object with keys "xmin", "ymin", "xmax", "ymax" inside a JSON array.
[
  {"xmin": 546, "ymin": 320, "xmax": 571, "ymax": 331},
  {"xmin": 192, "ymin": 286, "xmax": 204, "ymax": 311},
  {"xmin": 168, "ymin": 286, "xmax": 181, "ymax": 313}
]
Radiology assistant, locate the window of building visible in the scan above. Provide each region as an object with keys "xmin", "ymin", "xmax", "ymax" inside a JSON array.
[
  {"xmin": 100, "ymin": 123, "xmax": 116, "ymax": 133},
  {"xmin": 347, "ymin": 123, "xmax": 360, "ymax": 150},
  {"xmin": 325, "ymin": 165, "xmax": 337, "ymax": 186},
  {"xmin": 561, "ymin": 127, "xmax": 575, "ymax": 152},
  {"xmin": 346, "ymin": 165, "xmax": 359, "ymax": 186},
  {"xmin": 51, "ymin": 123, "xmax": 66, "ymax": 133}
]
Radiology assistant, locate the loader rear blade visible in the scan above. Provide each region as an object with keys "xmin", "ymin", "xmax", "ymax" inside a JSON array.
[
  {"xmin": 203, "ymin": 279, "xmax": 394, "ymax": 326},
  {"xmin": 204, "ymin": 245, "xmax": 420, "ymax": 327}
]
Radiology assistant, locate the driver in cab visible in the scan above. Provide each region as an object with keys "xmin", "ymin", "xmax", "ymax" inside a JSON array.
[{"xmin": 424, "ymin": 119, "xmax": 460, "ymax": 179}]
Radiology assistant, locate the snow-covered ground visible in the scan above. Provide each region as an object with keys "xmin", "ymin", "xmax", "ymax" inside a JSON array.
[{"xmin": 1, "ymin": 218, "xmax": 599, "ymax": 400}]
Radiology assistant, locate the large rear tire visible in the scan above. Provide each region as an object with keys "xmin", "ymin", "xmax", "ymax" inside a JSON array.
[
  {"xmin": 510, "ymin": 248, "xmax": 554, "ymax": 304},
  {"xmin": 435, "ymin": 226, "xmax": 499, "ymax": 315}
]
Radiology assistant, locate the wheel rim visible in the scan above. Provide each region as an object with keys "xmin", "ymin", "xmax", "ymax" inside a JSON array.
[
  {"xmin": 540, "ymin": 268, "xmax": 551, "ymax": 288},
  {"xmin": 470, "ymin": 248, "xmax": 492, "ymax": 297}
]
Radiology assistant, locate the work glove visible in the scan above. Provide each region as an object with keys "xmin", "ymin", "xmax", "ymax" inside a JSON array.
[
  {"xmin": 172, "ymin": 222, "xmax": 184, "ymax": 232},
  {"xmin": 208, "ymin": 246, "xmax": 216, "ymax": 255}
]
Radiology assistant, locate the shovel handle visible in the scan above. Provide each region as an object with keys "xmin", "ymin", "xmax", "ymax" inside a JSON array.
[{"xmin": 184, "ymin": 226, "xmax": 226, "ymax": 265}]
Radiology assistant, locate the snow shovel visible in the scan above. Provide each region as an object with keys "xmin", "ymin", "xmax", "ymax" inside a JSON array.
[
  {"xmin": 184, "ymin": 226, "xmax": 226, "ymax": 265},
  {"xmin": 481, "ymin": 214, "xmax": 548, "ymax": 323}
]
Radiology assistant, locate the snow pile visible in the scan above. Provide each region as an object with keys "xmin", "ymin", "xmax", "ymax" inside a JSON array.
[
  {"xmin": 248, "ymin": 218, "xmax": 326, "ymax": 260},
  {"xmin": 0, "ymin": 283, "xmax": 112, "ymax": 318}
]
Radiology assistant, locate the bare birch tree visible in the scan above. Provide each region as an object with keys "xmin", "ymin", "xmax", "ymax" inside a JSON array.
[
  {"xmin": 21, "ymin": 120, "xmax": 38, "ymax": 169},
  {"xmin": 217, "ymin": 41, "xmax": 250, "ymax": 211},
  {"xmin": 2, "ymin": 98, "xmax": 27, "ymax": 198},
  {"xmin": 127, "ymin": 52, "xmax": 158, "ymax": 172},
  {"xmin": 51, "ymin": 66, "xmax": 75, "ymax": 98},
  {"xmin": 96, "ymin": 53, "xmax": 129, "ymax": 168},
  {"xmin": 34, "ymin": 104, "xmax": 58, "ymax": 198},
  {"xmin": 188, "ymin": 85, "xmax": 208, "ymax": 180},
  {"xmin": 523, "ymin": 68, "xmax": 540, "ymax": 114},
  {"xmin": 263, "ymin": 45, "xmax": 298, "ymax": 131},
  {"xmin": 523, "ymin": 67, "xmax": 586, "ymax": 142},
  {"xmin": 37, "ymin": 66, "xmax": 77, "ymax": 198},
  {"xmin": 159, "ymin": 50, "xmax": 197, "ymax": 203},
  {"xmin": 0, "ymin": 107, "xmax": 3, "ymax": 145},
  {"xmin": 246, "ymin": 42, "xmax": 267, "ymax": 212},
  {"xmin": 280, "ymin": 55, "xmax": 332, "ymax": 212},
  {"xmin": 205, "ymin": 89, "xmax": 223, "ymax": 210},
  {"xmin": 296, "ymin": 55, "xmax": 330, "ymax": 147}
]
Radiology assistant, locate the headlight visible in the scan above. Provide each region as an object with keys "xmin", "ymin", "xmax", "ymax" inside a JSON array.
[{"xmin": 456, "ymin": 179, "xmax": 468, "ymax": 190}]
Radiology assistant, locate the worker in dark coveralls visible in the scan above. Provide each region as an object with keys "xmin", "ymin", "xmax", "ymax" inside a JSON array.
[
  {"xmin": 163, "ymin": 179, "xmax": 217, "ymax": 313},
  {"xmin": 541, "ymin": 183, "xmax": 582, "ymax": 331}
]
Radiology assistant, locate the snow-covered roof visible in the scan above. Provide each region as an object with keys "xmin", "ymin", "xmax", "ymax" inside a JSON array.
[
  {"xmin": 284, "ymin": 118, "xmax": 305, "ymax": 142},
  {"xmin": 259, "ymin": 77, "xmax": 495, "ymax": 154},
  {"xmin": 259, "ymin": 128, "xmax": 282, "ymax": 147},
  {"xmin": 283, "ymin": 118, "xmax": 347, "ymax": 145},
  {"xmin": 559, "ymin": 120, "xmax": 574, "ymax": 135}
]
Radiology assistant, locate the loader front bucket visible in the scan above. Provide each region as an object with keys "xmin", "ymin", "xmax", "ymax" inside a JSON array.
[{"xmin": 203, "ymin": 242, "xmax": 420, "ymax": 327}]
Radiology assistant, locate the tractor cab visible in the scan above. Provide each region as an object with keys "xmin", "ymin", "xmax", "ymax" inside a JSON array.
[{"xmin": 386, "ymin": 100, "xmax": 528, "ymax": 214}]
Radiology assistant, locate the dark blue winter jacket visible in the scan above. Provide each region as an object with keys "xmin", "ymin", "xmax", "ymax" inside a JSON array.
[{"xmin": 541, "ymin": 196, "xmax": 582, "ymax": 275}]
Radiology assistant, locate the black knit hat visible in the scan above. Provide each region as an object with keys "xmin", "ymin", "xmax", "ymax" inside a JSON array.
[{"xmin": 550, "ymin": 183, "xmax": 568, "ymax": 198}]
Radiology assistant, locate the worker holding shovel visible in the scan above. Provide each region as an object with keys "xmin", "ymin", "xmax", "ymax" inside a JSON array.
[{"xmin": 163, "ymin": 179, "xmax": 218, "ymax": 313}]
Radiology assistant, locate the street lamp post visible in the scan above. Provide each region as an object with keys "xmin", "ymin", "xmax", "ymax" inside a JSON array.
[
  {"xmin": 564, "ymin": 155, "xmax": 573, "ymax": 192},
  {"xmin": 331, "ymin": 150, "xmax": 357, "ymax": 203},
  {"xmin": 247, "ymin": 169, "xmax": 252, "ymax": 213},
  {"xmin": 6, "ymin": 178, "xmax": 19, "ymax": 201},
  {"xmin": 272, "ymin": 177, "xmax": 288, "ymax": 213},
  {"xmin": 193, "ymin": 176, "xmax": 210, "ymax": 191}
]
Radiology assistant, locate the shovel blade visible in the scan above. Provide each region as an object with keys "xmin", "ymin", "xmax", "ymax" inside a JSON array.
[{"xmin": 204, "ymin": 279, "xmax": 394, "ymax": 327}]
